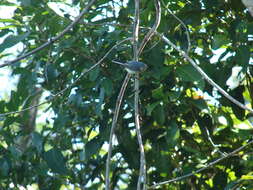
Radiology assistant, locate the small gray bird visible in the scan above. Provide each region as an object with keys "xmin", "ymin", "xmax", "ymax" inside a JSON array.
[{"xmin": 112, "ymin": 60, "xmax": 148, "ymax": 74}]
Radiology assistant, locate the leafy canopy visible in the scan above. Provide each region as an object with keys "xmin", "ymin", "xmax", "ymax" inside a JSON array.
[{"xmin": 0, "ymin": 0, "xmax": 252, "ymax": 189}]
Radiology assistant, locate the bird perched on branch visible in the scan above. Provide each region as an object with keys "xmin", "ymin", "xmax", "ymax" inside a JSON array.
[{"xmin": 112, "ymin": 60, "xmax": 148, "ymax": 74}]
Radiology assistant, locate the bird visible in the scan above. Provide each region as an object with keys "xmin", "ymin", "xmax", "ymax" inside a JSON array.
[{"xmin": 112, "ymin": 60, "xmax": 148, "ymax": 74}]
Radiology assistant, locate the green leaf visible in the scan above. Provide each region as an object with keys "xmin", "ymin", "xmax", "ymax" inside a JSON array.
[
  {"xmin": 85, "ymin": 137, "xmax": 101, "ymax": 161},
  {"xmin": 197, "ymin": 114, "xmax": 213, "ymax": 139},
  {"xmin": 153, "ymin": 104, "xmax": 165, "ymax": 125},
  {"xmin": 21, "ymin": 0, "xmax": 31, "ymax": 6},
  {"xmin": 224, "ymin": 180, "xmax": 241, "ymax": 190},
  {"xmin": 241, "ymin": 174, "xmax": 253, "ymax": 180},
  {"xmin": 53, "ymin": 111, "xmax": 69, "ymax": 129},
  {"xmin": 0, "ymin": 2, "xmax": 17, "ymax": 6},
  {"xmin": 101, "ymin": 78, "xmax": 113, "ymax": 95},
  {"xmin": 166, "ymin": 122, "xmax": 180, "ymax": 148},
  {"xmin": 191, "ymin": 99, "xmax": 207, "ymax": 110},
  {"xmin": 213, "ymin": 171, "xmax": 228, "ymax": 189},
  {"xmin": 230, "ymin": 86, "xmax": 245, "ymax": 120},
  {"xmin": 95, "ymin": 87, "xmax": 104, "ymax": 117},
  {"xmin": 31, "ymin": 132, "xmax": 43, "ymax": 153},
  {"xmin": 176, "ymin": 64, "xmax": 205, "ymax": 90},
  {"xmin": 3, "ymin": 116, "xmax": 17, "ymax": 128},
  {"xmin": 235, "ymin": 45, "xmax": 250, "ymax": 66},
  {"xmin": 45, "ymin": 64, "xmax": 59, "ymax": 81},
  {"xmin": 9, "ymin": 146, "xmax": 22, "ymax": 159},
  {"xmin": 146, "ymin": 102, "xmax": 160, "ymax": 116},
  {"xmin": 89, "ymin": 67, "xmax": 99, "ymax": 81},
  {"xmin": 43, "ymin": 148, "xmax": 68, "ymax": 175},
  {"xmin": 0, "ymin": 32, "xmax": 30, "ymax": 53},
  {"xmin": 0, "ymin": 29, "xmax": 11, "ymax": 38},
  {"xmin": 0, "ymin": 100, "xmax": 5, "ymax": 113},
  {"xmin": 152, "ymin": 86, "xmax": 164, "ymax": 99},
  {"xmin": 67, "ymin": 93, "xmax": 83, "ymax": 107},
  {"xmin": 0, "ymin": 158, "xmax": 10, "ymax": 176},
  {"xmin": 212, "ymin": 34, "xmax": 230, "ymax": 49},
  {"xmin": 152, "ymin": 66, "xmax": 172, "ymax": 80},
  {"xmin": 168, "ymin": 90, "xmax": 181, "ymax": 101}
]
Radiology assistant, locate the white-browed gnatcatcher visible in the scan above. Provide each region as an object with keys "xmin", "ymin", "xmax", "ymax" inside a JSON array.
[{"xmin": 112, "ymin": 60, "xmax": 147, "ymax": 74}]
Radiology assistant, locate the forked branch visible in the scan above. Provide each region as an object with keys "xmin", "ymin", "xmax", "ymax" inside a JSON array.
[{"xmin": 138, "ymin": 0, "xmax": 161, "ymax": 56}]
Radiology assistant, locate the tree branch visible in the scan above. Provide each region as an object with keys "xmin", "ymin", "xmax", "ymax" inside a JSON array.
[
  {"xmin": 138, "ymin": 0, "xmax": 161, "ymax": 56},
  {"xmin": 0, "ymin": 0, "xmax": 97, "ymax": 68},
  {"xmin": 0, "ymin": 38, "xmax": 132, "ymax": 117},
  {"xmin": 159, "ymin": 34, "xmax": 253, "ymax": 113},
  {"xmin": 105, "ymin": 73, "xmax": 131, "ymax": 190},
  {"xmin": 149, "ymin": 139, "xmax": 253, "ymax": 189}
]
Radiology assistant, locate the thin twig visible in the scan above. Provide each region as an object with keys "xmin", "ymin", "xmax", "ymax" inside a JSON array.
[
  {"xmin": 159, "ymin": 34, "xmax": 253, "ymax": 113},
  {"xmin": 149, "ymin": 139, "xmax": 253, "ymax": 189},
  {"xmin": 0, "ymin": 0, "xmax": 97, "ymax": 68},
  {"xmin": 133, "ymin": 0, "xmax": 140, "ymax": 61},
  {"xmin": 0, "ymin": 38, "xmax": 132, "ymax": 117},
  {"xmin": 205, "ymin": 127, "xmax": 227, "ymax": 156},
  {"xmin": 138, "ymin": 0, "xmax": 161, "ymax": 56},
  {"xmin": 133, "ymin": 0, "xmax": 147, "ymax": 190},
  {"xmin": 0, "ymin": 100, "xmax": 50, "ymax": 118},
  {"xmin": 80, "ymin": 21, "xmax": 157, "ymax": 34},
  {"xmin": 135, "ymin": 76, "xmax": 147, "ymax": 190},
  {"xmin": 161, "ymin": 0, "xmax": 191, "ymax": 53},
  {"xmin": 105, "ymin": 73, "xmax": 131, "ymax": 190}
]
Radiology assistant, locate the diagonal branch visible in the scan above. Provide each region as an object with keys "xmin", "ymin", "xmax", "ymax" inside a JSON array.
[
  {"xmin": 159, "ymin": 34, "xmax": 253, "ymax": 113},
  {"xmin": 0, "ymin": 38, "xmax": 132, "ymax": 117},
  {"xmin": 105, "ymin": 73, "xmax": 131, "ymax": 190},
  {"xmin": 0, "ymin": 0, "xmax": 97, "ymax": 68},
  {"xmin": 149, "ymin": 139, "xmax": 253, "ymax": 189},
  {"xmin": 138, "ymin": 0, "xmax": 161, "ymax": 56}
]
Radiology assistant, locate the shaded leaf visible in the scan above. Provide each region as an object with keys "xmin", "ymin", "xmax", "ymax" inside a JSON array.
[
  {"xmin": 43, "ymin": 148, "xmax": 68, "ymax": 175},
  {"xmin": 31, "ymin": 132, "xmax": 43, "ymax": 153},
  {"xmin": 153, "ymin": 104, "xmax": 165, "ymax": 125},
  {"xmin": 166, "ymin": 122, "xmax": 180, "ymax": 148},
  {"xmin": 85, "ymin": 137, "xmax": 102, "ymax": 161},
  {"xmin": 176, "ymin": 64, "xmax": 205, "ymax": 89}
]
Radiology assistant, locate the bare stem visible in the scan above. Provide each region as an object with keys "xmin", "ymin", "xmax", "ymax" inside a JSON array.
[
  {"xmin": 135, "ymin": 75, "xmax": 147, "ymax": 190},
  {"xmin": 205, "ymin": 127, "xmax": 227, "ymax": 156},
  {"xmin": 133, "ymin": 0, "xmax": 140, "ymax": 61},
  {"xmin": 133, "ymin": 0, "xmax": 147, "ymax": 189},
  {"xmin": 105, "ymin": 74, "xmax": 131, "ymax": 190}
]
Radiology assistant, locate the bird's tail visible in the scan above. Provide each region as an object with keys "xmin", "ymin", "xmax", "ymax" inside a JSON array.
[{"xmin": 112, "ymin": 60, "xmax": 125, "ymax": 65}]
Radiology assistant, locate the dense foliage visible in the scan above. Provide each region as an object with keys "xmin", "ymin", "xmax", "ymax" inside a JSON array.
[{"xmin": 0, "ymin": 0, "xmax": 252, "ymax": 189}]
